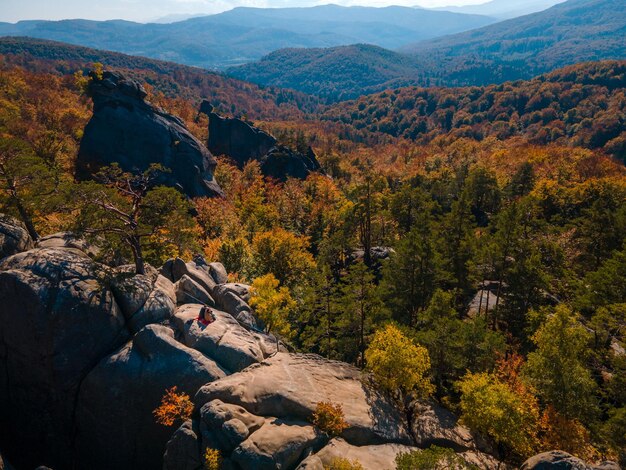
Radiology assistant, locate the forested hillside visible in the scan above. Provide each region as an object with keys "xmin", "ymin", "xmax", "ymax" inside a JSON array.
[
  {"xmin": 322, "ymin": 61, "xmax": 626, "ymax": 161},
  {"xmin": 0, "ymin": 37, "xmax": 321, "ymax": 120},
  {"xmin": 229, "ymin": 44, "xmax": 421, "ymax": 102},
  {"xmin": 403, "ymin": 0, "xmax": 626, "ymax": 86},
  {"xmin": 0, "ymin": 46, "xmax": 625, "ymax": 469},
  {"xmin": 227, "ymin": 0, "xmax": 625, "ymax": 98}
]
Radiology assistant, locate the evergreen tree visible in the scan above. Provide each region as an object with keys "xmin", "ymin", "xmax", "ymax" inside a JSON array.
[
  {"xmin": 335, "ymin": 261, "xmax": 387, "ymax": 366},
  {"xmin": 522, "ymin": 305, "xmax": 599, "ymax": 422},
  {"xmin": 380, "ymin": 221, "xmax": 441, "ymax": 326}
]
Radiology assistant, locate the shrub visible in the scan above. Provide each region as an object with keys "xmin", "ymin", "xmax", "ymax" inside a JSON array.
[
  {"xmin": 324, "ymin": 457, "xmax": 364, "ymax": 470},
  {"xmin": 396, "ymin": 446, "xmax": 475, "ymax": 470},
  {"xmin": 312, "ymin": 401, "xmax": 348, "ymax": 437},
  {"xmin": 153, "ymin": 386, "xmax": 194, "ymax": 427},
  {"xmin": 204, "ymin": 448, "xmax": 222, "ymax": 470}
]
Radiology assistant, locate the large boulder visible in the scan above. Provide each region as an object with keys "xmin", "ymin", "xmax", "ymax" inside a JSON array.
[
  {"xmin": 77, "ymin": 71, "xmax": 222, "ymax": 198},
  {"xmin": 521, "ymin": 451, "xmax": 620, "ymax": 470},
  {"xmin": 110, "ymin": 269, "xmax": 176, "ymax": 332},
  {"xmin": 231, "ymin": 418, "xmax": 324, "ymax": 470},
  {"xmin": 411, "ymin": 400, "xmax": 494, "ymax": 454},
  {"xmin": 36, "ymin": 231, "xmax": 99, "ymax": 258},
  {"xmin": 173, "ymin": 304, "xmax": 281, "ymax": 373},
  {"xmin": 0, "ymin": 248, "xmax": 129, "ymax": 469},
  {"xmin": 204, "ymin": 101, "xmax": 277, "ymax": 165},
  {"xmin": 0, "ymin": 214, "xmax": 33, "ymax": 259},
  {"xmin": 163, "ymin": 420, "xmax": 203, "ymax": 470},
  {"xmin": 202, "ymin": 104, "xmax": 321, "ymax": 181},
  {"xmin": 195, "ymin": 352, "xmax": 411, "ymax": 446},
  {"xmin": 175, "ymin": 274, "xmax": 215, "ymax": 306},
  {"xmin": 75, "ymin": 324, "xmax": 227, "ymax": 470},
  {"xmin": 297, "ymin": 438, "xmax": 415, "ymax": 470}
]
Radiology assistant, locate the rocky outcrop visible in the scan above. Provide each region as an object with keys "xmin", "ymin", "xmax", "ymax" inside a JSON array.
[
  {"xmin": 202, "ymin": 103, "xmax": 321, "ymax": 181},
  {"xmin": 161, "ymin": 257, "xmax": 258, "ymax": 328},
  {"xmin": 74, "ymin": 324, "xmax": 226, "ymax": 470},
  {"xmin": 0, "ymin": 214, "xmax": 33, "ymax": 259},
  {"xmin": 1, "ymin": 245, "xmax": 506, "ymax": 470},
  {"xmin": 173, "ymin": 304, "xmax": 280, "ymax": 373},
  {"xmin": 195, "ymin": 352, "xmax": 411, "ymax": 445},
  {"xmin": 36, "ymin": 231, "xmax": 99, "ymax": 258},
  {"xmin": 77, "ymin": 71, "xmax": 222, "ymax": 197},
  {"xmin": 204, "ymin": 101, "xmax": 277, "ymax": 164},
  {"xmin": 521, "ymin": 451, "xmax": 620, "ymax": 470},
  {"xmin": 164, "ymin": 353, "xmax": 412, "ymax": 470},
  {"xmin": 0, "ymin": 248, "xmax": 129, "ymax": 469},
  {"xmin": 0, "ymin": 245, "xmax": 283, "ymax": 469}
]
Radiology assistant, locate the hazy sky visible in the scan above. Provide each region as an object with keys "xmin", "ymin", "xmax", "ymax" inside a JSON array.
[{"xmin": 0, "ymin": 0, "xmax": 493, "ymax": 23}]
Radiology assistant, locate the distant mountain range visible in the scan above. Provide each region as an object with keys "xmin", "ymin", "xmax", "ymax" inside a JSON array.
[
  {"xmin": 229, "ymin": 0, "xmax": 626, "ymax": 99},
  {"xmin": 434, "ymin": 0, "xmax": 566, "ymax": 19},
  {"xmin": 0, "ymin": 5, "xmax": 495, "ymax": 69}
]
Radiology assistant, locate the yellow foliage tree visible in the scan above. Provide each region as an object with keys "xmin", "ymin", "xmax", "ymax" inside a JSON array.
[
  {"xmin": 251, "ymin": 228, "xmax": 316, "ymax": 287},
  {"xmin": 457, "ymin": 372, "xmax": 540, "ymax": 459},
  {"xmin": 249, "ymin": 273, "xmax": 296, "ymax": 338},
  {"xmin": 365, "ymin": 324, "xmax": 434, "ymax": 400},
  {"xmin": 324, "ymin": 458, "xmax": 364, "ymax": 470}
]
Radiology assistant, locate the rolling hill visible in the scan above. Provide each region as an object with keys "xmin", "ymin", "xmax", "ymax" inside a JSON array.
[
  {"xmin": 0, "ymin": 5, "xmax": 496, "ymax": 70},
  {"xmin": 228, "ymin": 0, "xmax": 626, "ymax": 99},
  {"xmin": 404, "ymin": 0, "xmax": 626, "ymax": 85},
  {"xmin": 228, "ymin": 44, "xmax": 422, "ymax": 102},
  {"xmin": 321, "ymin": 60, "xmax": 626, "ymax": 160}
]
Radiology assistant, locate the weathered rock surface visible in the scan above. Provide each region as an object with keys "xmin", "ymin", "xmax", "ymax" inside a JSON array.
[
  {"xmin": 0, "ymin": 214, "xmax": 33, "ymax": 259},
  {"xmin": 202, "ymin": 103, "xmax": 321, "ymax": 181},
  {"xmin": 208, "ymin": 261, "xmax": 228, "ymax": 284},
  {"xmin": 204, "ymin": 101, "xmax": 277, "ymax": 165},
  {"xmin": 78, "ymin": 71, "xmax": 222, "ymax": 197},
  {"xmin": 163, "ymin": 420, "xmax": 203, "ymax": 470},
  {"xmin": 0, "ymin": 248, "xmax": 129, "ymax": 469},
  {"xmin": 521, "ymin": 451, "xmax": 620, "ymax": 470},
  {"xmin": 173, "ymin": 304, "xmax": 280, "ymax": 373},
  {"xmin": 111, "ymin": 270, "xmax": 176, "ymax": 332},
  {"xmin": 231, "ymin": 418, "xmax": 324, "ymax": 470},
  {"xmin": 411, "ymin": 400, "xmax": 494, "ymax": 454},
  {"xmin": 75, "ymin": 324, "xmax": 226, "ymax": 470},
  {"xmin": 175, "ymin": 273, "xmax": 215, "ymax": 306},
  {"xmin": 36, "ymin": 231, "xmax": 99, "ymax": 257},
  {"xmin": 259, "ymin": 144, "xmax": 322, "ymax": 181},
  {"xmin": 196, "ymin": 352, "xmax": 411, "ymax": 445},
  {"xmin": 297, "ymin": 438, "xmax": 415, "ymax": 470},
  {"xmin": 0, "ymin": 453, "xmax": 15, "ymax": 470}
]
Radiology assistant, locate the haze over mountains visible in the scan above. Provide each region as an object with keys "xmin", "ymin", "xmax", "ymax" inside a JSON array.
[
  {"xmin": 0, "ymin": 5, "xmax": 495, "ymax": 69},
  {"xmin": 434, "ymin": 0, "xmax": 566, "ymax": 19}
]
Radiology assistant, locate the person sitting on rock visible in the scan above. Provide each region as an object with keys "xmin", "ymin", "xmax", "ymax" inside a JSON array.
[{"xmin": 197, "ymin": 306, "xmax": 215, "ymax": 326}]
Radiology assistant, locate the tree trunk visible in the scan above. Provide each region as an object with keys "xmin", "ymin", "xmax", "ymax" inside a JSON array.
[
  {"xmin": 13, "ymin": 196, "xmax": 39, "ymax": 241},
  {"xmin": 128, "ymin": 235, "xmax": 145, "ymax": 275}
]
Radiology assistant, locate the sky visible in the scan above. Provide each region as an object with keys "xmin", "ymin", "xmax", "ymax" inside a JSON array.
[{"xmin": 0, "ymin": 0, "xmax": 493, "ymax": 23}]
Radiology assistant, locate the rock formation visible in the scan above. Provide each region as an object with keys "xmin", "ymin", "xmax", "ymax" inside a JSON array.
[
  {"xmin": 0, "ymin": 237, "xmax": 280, "ymax": 469},
  {"xmin": 0, "ymin": 214, "xmax": 33, "ymax": 259},
  {"xmin": 521, "ymin": 451, "xmax": 621, "ymax": 470},
  {"xmin": 77, "ymin": 71, "xmax": 222, "ymax": 197},
  {"xmin": 201, "ymin": 101, "xmax": 321, "ymax": 181}
]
